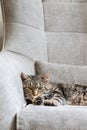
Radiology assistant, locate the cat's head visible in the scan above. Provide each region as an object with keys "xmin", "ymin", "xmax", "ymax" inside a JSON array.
[{"xmin": 21, "ymin": 72, "xmax": 51, "ymax": 99}]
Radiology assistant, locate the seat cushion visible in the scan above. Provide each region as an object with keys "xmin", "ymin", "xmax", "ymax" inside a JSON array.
[
  {"xmin": 35, "ymin": 61, "xmax": 87, "ymax": 85},
  {"xmin": 17, "ymin": 105, "xmax": 87, "ymax": 130}
]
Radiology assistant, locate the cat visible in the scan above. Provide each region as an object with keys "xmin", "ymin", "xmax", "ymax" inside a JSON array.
[{"xmin": 21, "ymin": 72, "xmax": 87, "ymax": 106}]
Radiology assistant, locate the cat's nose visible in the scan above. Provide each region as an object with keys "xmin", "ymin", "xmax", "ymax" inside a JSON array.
[{"xmin": 33, "ymin": 90, "xmax": 38, "ymax": 96}]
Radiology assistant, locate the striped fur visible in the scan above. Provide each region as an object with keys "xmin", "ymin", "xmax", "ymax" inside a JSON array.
[{"xmin": 21, "ymin": 72, "xmax": 87, "ymax": 106}]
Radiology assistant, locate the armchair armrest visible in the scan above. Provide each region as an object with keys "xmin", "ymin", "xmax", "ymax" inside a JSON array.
[{"xmin": 0, "ymin": 51, "xmax": 34, "ymax": 130}]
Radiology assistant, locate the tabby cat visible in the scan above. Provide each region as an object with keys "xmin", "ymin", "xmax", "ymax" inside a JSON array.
[{"xmin": 21, "ymin": 72, "xmax": 87, "ymax": 106}]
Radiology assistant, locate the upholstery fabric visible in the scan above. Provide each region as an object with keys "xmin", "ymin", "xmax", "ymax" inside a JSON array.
[
  {"xmin": 0, "ymin": 51, "xmax": 34, "ymax": 130},
  {"xmin": 3, "ymin": 0, "xmax": 47, "ymax": 61},
  {"xmin": 43, "ymin": 0, "xmax": 87, "ymax": 65},
  {"xmin": 5, "ymin": 23, "xmax": 47, "ymax": 61},
  {"xmin": 46, "ymin": 32, "xmax": 87, "ymax": 65},
  {"xmin": 1, "ymin": 0, "xmax": 87, "ymax": 130},
  {"xmin": 17, "ymin": 105, "xmax": 87, "ymax": 130},
  {"xmin": 43, "ymin": 0, "xmax": 87, "ymax": 2},
  {"xmin": 35, "ymin": 61, "xmax": 87, "ymax": 85},
  {"xmin": 4, "ymin": 0, "xmax": 44, "ymax": 30},
  {"xmin": 44, "ymin": 2, "xmax": 87, "ymax": 32}
]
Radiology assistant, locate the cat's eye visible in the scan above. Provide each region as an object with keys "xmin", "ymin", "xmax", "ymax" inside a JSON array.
[
  {"xmin": 39, "ymin": 89, "xmax": 42, "ymax": 91},
  {"xmin": 39, "ymin": 87, "xmax": 43, "ymax": 90},
  {"xmin": 39, "ymin": 87, "xmax": 42, "ymax": 90}
]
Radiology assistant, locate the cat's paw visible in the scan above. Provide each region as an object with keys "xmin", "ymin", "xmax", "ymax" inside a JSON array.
[
  {"xmin": 44, "ymin": 100, "xmax": 54, "ymax": 106},
  {"xmin": 44, "ymin": 99, "xmax": 60, "ymax": 106},
  {"xmin": 26, "ymin": 98, "xmax": 32, "ymax": 105},
  {"xmin": 33, "ymin": 97, "xmax": 43, "ymax": 105}
]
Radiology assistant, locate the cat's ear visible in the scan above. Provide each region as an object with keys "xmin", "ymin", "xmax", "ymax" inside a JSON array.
[
  {"xmin": 21, "ymin": 72, "xmax": 28, "ymax": 81},
  {"xmin": 40, "ymin": 73, "xmax": 51, "ymax": 82}
]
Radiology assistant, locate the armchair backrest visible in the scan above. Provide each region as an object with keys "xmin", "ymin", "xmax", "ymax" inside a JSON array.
[
  {"xmin": 43, "ymin": 0, "xmax": 87, "ymax": 65},
  {"xmin": 3, "ymin": 0, "xmax": 87, "ymax": 65},
  {"xmin": 4, "ymin": 0, "xmax": 47, "ymax": 61}
]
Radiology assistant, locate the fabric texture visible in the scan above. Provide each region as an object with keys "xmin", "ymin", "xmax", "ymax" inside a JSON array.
[
  {"xmin": 44, "ymin": 2, "xmax": 87, "ymax": 33},
  {"xmin": 5, "ymin": 23, "xmax": 47, "ymax": 61},
  {"xmin": 17, "ymin": 105, "xmax": 87, "ymax": 130},
  {"xmin": 43, "ymin": 0, "xmax": 87, "ymax": 65},
  {"xmin": 35, "ymin": 61, "xmax": 87, "ymax": 85},
  {"xmin": 0, "ymin": 51, "xmax": 34, "ymax": 130},
  {"xmin": 1, "ymin": 0, "xmax": 87, "ymax": 130},
  {"xmin": 43, "ymin": 0, "xmax": 87, "ymax": 2},
  {"xmin": 4, "ymin": 0, "xmax": 47, "ymax": 61},
  {"xmin": 46, "ymin": 32, "xmax": 87, "ymax": 65},
  {"xmin": 4, "ymin": 0, "xmax": 44, "ymax": 30}
]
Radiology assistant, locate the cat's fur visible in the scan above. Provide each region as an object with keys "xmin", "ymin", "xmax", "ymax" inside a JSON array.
[{"xmin": 21, "ymin": 72, "xmax": 87, "ymax": 106}]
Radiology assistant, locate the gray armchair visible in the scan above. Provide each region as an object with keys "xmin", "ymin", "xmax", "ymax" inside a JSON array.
[{"xmin": 0, "ymin": 0, "xmax": 87, "ymax": 130}]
